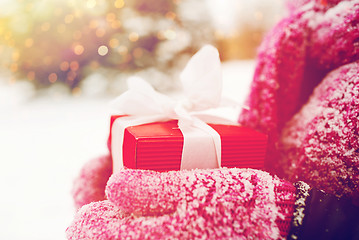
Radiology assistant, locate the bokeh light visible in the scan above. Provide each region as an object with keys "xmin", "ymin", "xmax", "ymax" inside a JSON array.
[
  {"xmin": 128, "ymin": 32, "xmax": 139, "ymax": 42},
  {"xmin": 60, "ymin": 61, "xmax": 70, "ymax": 71},
  {"xmin": 48, "ymin": 73, "xmax": 58, "ymax": 83},
  {"xmin": 0, "ymin": 0, "xmax": 282, "ymax": 94},
  {"xmin": 98, "ymin": 45, "xmax": 109, "ymax": 56},
  {"xmin": 114, "ymin": 0, "xmax": 125, "ymax": 9}
]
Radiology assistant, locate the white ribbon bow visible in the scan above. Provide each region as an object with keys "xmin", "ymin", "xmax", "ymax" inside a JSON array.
[{"xmin": 110, "ymin": 45, "xmax": 233, "ymax": 173}]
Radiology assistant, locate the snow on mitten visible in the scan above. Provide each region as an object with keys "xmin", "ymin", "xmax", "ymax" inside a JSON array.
[
  {"xmin": 238, "ymin": 4, "xmax": 313, "ymax": 174},
  {"xmin": 286, "ymin": 0, "xmax": 350, "ymax": 13},
  {"xmin": 66, "ymin": 168, "xmax": 297, "ymax": 239},
  {"xmin": 240, "ymin": 0, "xmax": 359, "ymax": 204},
  {"xmin": 280, "ymin": 61, "xmax": 359, "ymax": 205},
  {"xmin": 239, "ymin": 0, "xmax": 359, "ymax": 175},
  {"xmin": 308, "ymin": 1, "xmax": 359, "ymax": 71},
  {"xmin": 72, "ymin": 155, "xmax": 112, "ymax": 209}
]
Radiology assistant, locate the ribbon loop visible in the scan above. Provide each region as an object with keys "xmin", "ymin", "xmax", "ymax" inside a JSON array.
[
  {"xmin": 110, "ymin": 76, "xmax": 176, "ymax": 117},
  {"xmin": 180, "ymin": 45, "xmax": 223, "ymax": 111}
]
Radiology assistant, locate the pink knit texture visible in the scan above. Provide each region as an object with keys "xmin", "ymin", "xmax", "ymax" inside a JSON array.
[
  {"xmin": 239, "ymin": 0, "xmax": 359, "ymax": 203},
  {"xmin": 280, "ymin": 61, "xmax": 359, "ymax": 205},
  {"xmin": 286, "ymin": 0, "xmax": 352, "ymax": 13},
  {"xmin": 66, "ymin": 168, "xmax": 296, "ymax": 240},
  {"xmin": 72, "ymin": 155, "xmax": 112, "ymax": 209},
  {"xmin": 238, "ymin": 7, "xmax": 314, "ymax": 174},
  {"xmin": 239, "ymin": 0, "xmax": 359, "ymax": 174}
]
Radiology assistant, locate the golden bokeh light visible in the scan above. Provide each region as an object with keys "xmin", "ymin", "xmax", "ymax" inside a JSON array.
[
  {"xmin": 48, "ymin": 73, "xmax": 58, "ymax": 83},
  {"xmin": 41, "ymin": 22, "xmax": 51, "ymax": 32},
  {"xmin": 25, "ymin": 38, "xmax": 34, "ymax": 48},
  {"xmin": 60, "ymin": 61, "xmax": 70, "ymax": 71},
  {"xmin": 89, "ymin": 20, "xmax": 98, "ymax": 29},
  {"xmin": 86, "ymin": 0, "xmax": 96, "ymax": 8},
  {"xmin": 12, "ymin": 51, "xmax": 20, "ymax": 61},
  {"xmin": 117, "ymin": 45, "xmax": 128, "ymax": 55},
  {"xmin": 114, "ymin": 0, "xmax": 125, "ymax": 9},
  {"xmin": 0, "ymin": 0, "xmax": 226, "ymax": 90},
  {"xmin": 96, "ymin": 28, "xmax": 106, "ymax": 37},
  {"xmin": 128, "ymin": 32, "xmax": 139, "ymax": 42},
  {"xmin": 109, "ymin": 38, "xmax": 119, "ymax": 48},
  {"xmin": 74, "ymin": 10, "xmax": 83, "ymax": 18},
  {"xmin": 70, "ymin": 61, "xmax": 80, "ymax": 71},
  {"xmin": 98, "ymin": 45, "xmax": 109, "ymax": 56},
  {"xmin": 67, "ymin": 71, "xmax": 77, "ymax": 81},
  {"xmin": 111, "ymin": 21, "xmax": 121, "ymax": 29},
  {"xmin": 64, "ymin": 14, "xmax": 74, "ymax": 24},
  {"xmin": 106, "ymin": 13, "xmax": 116, "ymax": 22},
  {"xmin": 73, "ymin": 44, "xmax": 85, "ymax": 55}
]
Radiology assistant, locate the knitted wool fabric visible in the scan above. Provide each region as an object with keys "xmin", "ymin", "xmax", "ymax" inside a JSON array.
[
  {"xmin": 238, "ymin": 5, "xmax": 315, "ymax": 174},
  {"xmin": 72, "ymin": 155, "xmax": 112, "ymax": 209},
  {"xmin": 238, "ymin": 0, "xmax": 359, "ymax": 175},
  {"xmin": 280, "ymin": 61, "xmax": 359, "ymax": 205},
  {"xmin": 66, "ymin": 168, "xmax": 296, "ymax": 240}
]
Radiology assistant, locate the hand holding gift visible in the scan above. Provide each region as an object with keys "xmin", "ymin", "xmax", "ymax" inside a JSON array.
[
  {"xmin": 67, "ymin": 168, "xmax": 297, "ymax": 239},
  {"xmin": 72, "ymin": 45, "xmax": 267, "ymax": 209},
  {"xmin": 68, "ymin": 0, "xmax": 359, "ymax": 238},
  {"xmin": 109, "ymin": 45, "xmax": 265, "ymax": 173},
  {"xmin": 69, "ymin": 167, "xmax": 359, "ymax": 240}
]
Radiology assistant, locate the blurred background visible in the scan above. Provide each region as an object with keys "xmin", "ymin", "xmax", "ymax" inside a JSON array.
[
  {"xmin": 0, "ymin": 0, "xmax": 284, "ymax": 96},
  {"xmin": 0, "ymin": 0, "xmax": 284, "ymax": 239}
]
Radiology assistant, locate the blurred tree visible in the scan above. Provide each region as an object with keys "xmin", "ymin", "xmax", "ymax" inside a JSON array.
[{"xmin": 0, "ymin": 0, "xmax": 215, "ymax": 93}]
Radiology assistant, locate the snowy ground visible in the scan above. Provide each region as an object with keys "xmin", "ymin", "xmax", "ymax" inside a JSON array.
[{"xmin": 0, "ymin": 60, "xmax": 254, "ymax": 239}]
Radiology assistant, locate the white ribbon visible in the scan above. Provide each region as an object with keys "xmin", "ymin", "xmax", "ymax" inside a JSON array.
[{"xmin": 110, "ymin": 45, "xmax": 235, "ymax": 173}]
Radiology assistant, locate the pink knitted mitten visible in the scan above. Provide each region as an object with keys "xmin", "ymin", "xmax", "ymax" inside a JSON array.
[
  {"xmin": 280, "ymin": 61, "xmax": 359, "ymax": 205},
  {"xmin": 239, "ymin": 0, "xmax": 359, "ymax": 174},
  {"xmin": 66, "ymin": 168, "xmax": 296, "ymax": 239},
  {"xmin": 72, "ymin": 155, "xmax": 112, "ymax": 209},
  {"xmin": 239, "ymin": 0, "xmax": 359, "ymax": 205}
]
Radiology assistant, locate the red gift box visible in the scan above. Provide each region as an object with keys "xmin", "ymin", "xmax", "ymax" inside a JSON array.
[{"xmin": 109, "ymin": 115, "xmax": 267, "ymax": 172}]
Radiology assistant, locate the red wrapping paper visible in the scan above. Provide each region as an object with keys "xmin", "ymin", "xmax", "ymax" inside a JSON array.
[{"xmin": 109, "ymin": 115, "xmax": 267, "ymax": 172}]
